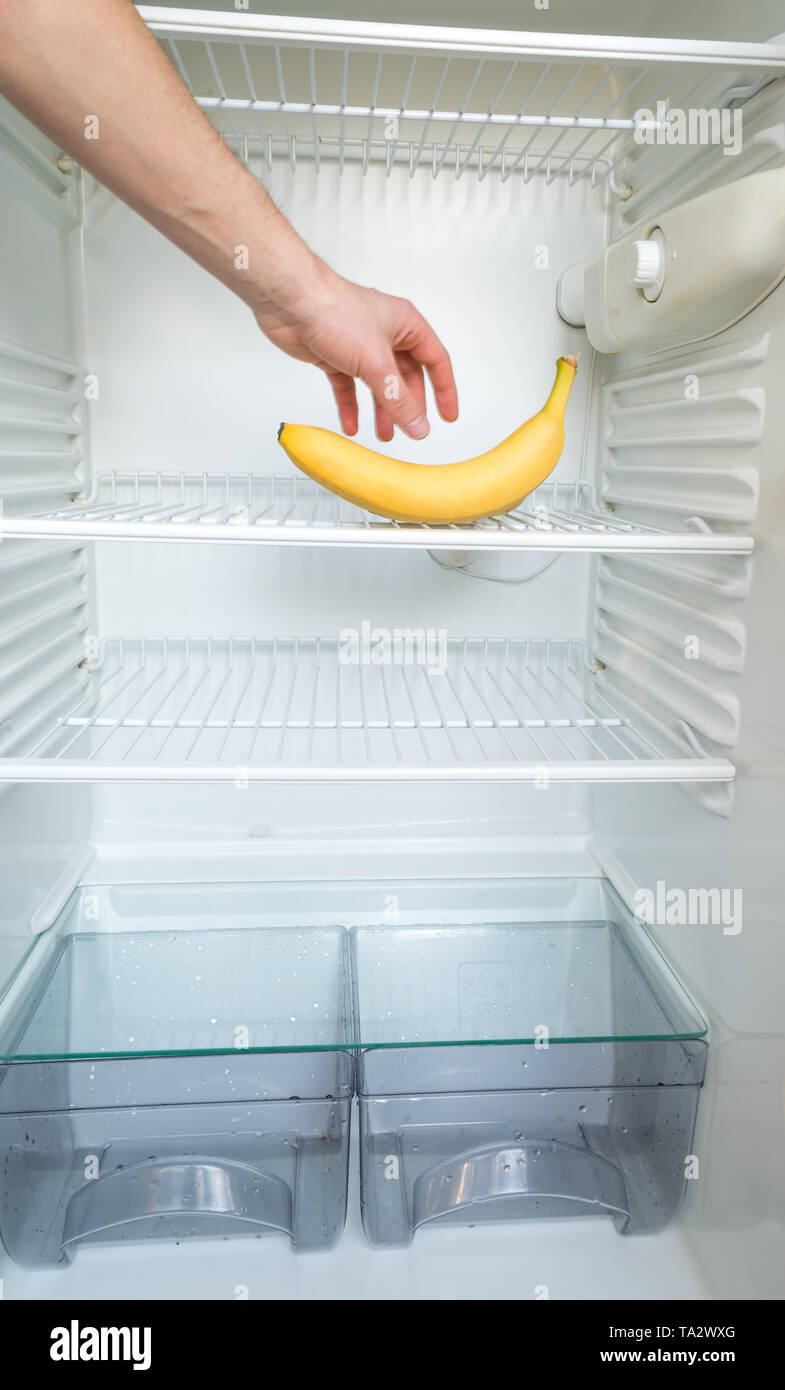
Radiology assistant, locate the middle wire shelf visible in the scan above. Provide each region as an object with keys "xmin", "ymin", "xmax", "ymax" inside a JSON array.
[
  {"xmin": 2, "ymin": 473, "xmax": 754, "ymax": 554},
  {"xmin": 0, "ymin": 636, "xmax": 735, "ymax": 785}
]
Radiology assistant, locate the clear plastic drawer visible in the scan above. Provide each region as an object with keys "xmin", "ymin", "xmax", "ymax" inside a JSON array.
[
  {"xmin": 0, "ymin": 885, "xmax": 354, "ymax": 1267},
  {"xmin": 352, "ymin": 900, "xmax": 707, "ymax": 1247},
  {"xmin": 0, "ymin": 877, "xmax": 708, "ymax": 1262}
]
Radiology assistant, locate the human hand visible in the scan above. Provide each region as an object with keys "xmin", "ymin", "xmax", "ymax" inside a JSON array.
[
  {"xmin": 0, "ymin": 1, "xmax": 457, "ymax": 444},
  {"xmin": 253, "ymin": 261, "xmax": 459, "ymax": 442}
]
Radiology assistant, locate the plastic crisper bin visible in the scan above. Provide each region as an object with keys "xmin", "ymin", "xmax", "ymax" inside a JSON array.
[
  {"xmin": 352, "ymin": 916, "xmax": 707, "ymax": 1247},
  {"xmin": 0, "ymin": 885, "xmax": 353, "ymax": 1267}
]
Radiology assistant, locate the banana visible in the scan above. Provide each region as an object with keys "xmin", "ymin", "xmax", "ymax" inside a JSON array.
[{"xmin": 277, "ymin": 355, "xmax": 577, "ymax": 525}]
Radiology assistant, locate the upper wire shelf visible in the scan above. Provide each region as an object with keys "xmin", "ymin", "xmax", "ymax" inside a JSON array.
[
  {"xmin": 1, "ymin": 473, "xmax": 753, "ymax": 553},
  {"xmin": 138, "ymin": 9, "xmax": 785, "ymax": 188},
  {"xmin": 0, "ymin": 635, "xmax": 734, "ymax": 785}
]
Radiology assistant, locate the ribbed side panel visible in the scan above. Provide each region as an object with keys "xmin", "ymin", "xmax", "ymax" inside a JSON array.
[
  {"xmin": 592, "ymin": 556, "xmax": 748, "ymax": 816},
  {"xmin": 594, "ymin": 560, "xmax": 746, "ymax": 750},
  {"xmin": 0, "ymin": 540, "xmax": 90, "ymax": 758},
  {"xmin": 0, "ymin": 95, "xmax": 78, "ymax": 230},
  {"xmin": 593, "ymin": 333, "xmax": 764, "ymax": 815},
  {"xmin": 600, "ymin": 333, "xmax": 766, "ymax": 528},
  {"xmin": 616, "ymin": 77, "xmax": 785, "ymax": 232},
  {"xmin": 0, "ymin": 340, "xmax": 90, "ymax": 764},
  {"xmin": 0, "ymin": 339, "xmax": 85, "ymax": 510}
]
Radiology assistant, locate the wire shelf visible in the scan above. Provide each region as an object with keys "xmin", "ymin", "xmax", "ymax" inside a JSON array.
[
  {"xmin": 139, "ymin": 9, "xmax": 785, "ymax": 188},
  {"xmin": 2, "ymin": 473, "xmax": 753, "ymax": 553},
  {"xmin": 0, "ymin": 636, "xmax": 735, "ymax": 784}
]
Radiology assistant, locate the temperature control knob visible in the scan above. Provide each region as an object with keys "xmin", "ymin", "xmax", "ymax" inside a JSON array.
[{"xmin": 627, "ymin": 228, "xmax": 666, "ymax": 301}]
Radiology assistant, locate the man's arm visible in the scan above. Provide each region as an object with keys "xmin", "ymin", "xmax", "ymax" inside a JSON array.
[{"xmin": 0, "ymin": 0, "xmax": 458, "ymax": 439}]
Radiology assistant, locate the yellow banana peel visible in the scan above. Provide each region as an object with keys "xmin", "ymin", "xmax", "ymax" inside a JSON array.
[{"xmin": 277, "ymin": 354, "xmax": 577, "ymax": 525}]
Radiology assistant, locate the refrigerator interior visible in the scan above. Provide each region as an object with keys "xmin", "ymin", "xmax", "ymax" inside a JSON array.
[{"xmin": 0, "ymin": 2, "xmax": 784, "ymax": 1299}]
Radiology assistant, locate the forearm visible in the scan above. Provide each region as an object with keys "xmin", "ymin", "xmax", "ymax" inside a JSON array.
[
  {"xmin": 0, "ymin": 0, "xmax": 325, "ymax": 314},
  {"xmin": 0, "ymin": 0, "xmax": 458, "ymax": 436}
]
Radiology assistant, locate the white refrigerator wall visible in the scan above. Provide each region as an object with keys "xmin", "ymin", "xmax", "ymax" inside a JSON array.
[{"xmin": 86, "ymin": 157, "xmax": 601, "ymax": 840}]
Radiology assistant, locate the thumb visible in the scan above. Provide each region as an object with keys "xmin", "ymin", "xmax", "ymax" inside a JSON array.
[{"xmin": 363, "ymin": 356, "xmax": 429, "ymax": 440}]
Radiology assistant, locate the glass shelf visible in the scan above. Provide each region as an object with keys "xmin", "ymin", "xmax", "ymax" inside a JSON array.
[
  {"xmin": 0, "ymin": 878, "xmax": 706, "ymax": 1063},
  {"xmin": 352, "ymin": 919, "xmax": 707, "ymax": 1048}
]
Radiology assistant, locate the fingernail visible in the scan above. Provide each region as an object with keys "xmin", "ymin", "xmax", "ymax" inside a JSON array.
[{"xmin": 405, "ymin": 416, "xmax": 429, "ymax": 440}]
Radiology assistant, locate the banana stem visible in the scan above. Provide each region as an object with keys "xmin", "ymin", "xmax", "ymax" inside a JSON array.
[{"xmin": 545, "ymin": 355, "xmax": 578, "ymax": 418}]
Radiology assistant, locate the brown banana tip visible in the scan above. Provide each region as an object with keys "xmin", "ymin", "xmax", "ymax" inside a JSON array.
[
  {"xmin": 562, "ymin": 355, "xmax": 578, "ymax": 370},
  {"xmin": 277, "ymin": 422, "xmax": 285, "ymax": 441}
]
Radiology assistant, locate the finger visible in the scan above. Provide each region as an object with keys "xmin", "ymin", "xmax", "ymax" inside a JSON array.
[
  {"xmin": 374, "ymin": 351, "xmax": 425, "ymax": 443},
  {"xmin": 324, "ymin": 369, "xmax": 359, "ymax": 436},
  {"xmin": 361, "ymin": 352, "xmax": 430, "ymax": 440},
  {"xmin": 394, "ymin": 302, "xmax": 459, "ymax": 423},
  {"xmin": 396, "ymin": 350, "xmax": 427, "ymax": 421},
  {"xmin": 374, "ymin": 395, "xmax": 395, "ymax": 443}
]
